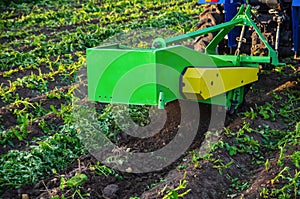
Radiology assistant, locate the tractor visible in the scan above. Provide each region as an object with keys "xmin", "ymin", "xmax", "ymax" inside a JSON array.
[{"xmin": 197, "ymin": 0, "xmax": 300, "ymax": 59}]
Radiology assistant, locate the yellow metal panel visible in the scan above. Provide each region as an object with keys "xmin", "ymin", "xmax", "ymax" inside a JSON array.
[{"xmin": 181, "ymin": 67, "xmax": 258, "ymax": 100}]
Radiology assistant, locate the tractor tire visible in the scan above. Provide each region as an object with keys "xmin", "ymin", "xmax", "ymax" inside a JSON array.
[{"xmin": 194, "ymin": 4, "xmax": 225, "ymax": 53}]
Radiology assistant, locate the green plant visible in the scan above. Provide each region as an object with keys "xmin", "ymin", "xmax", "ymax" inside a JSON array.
[
  {"xmin": 59, "ymin": 173, "xmax": 87, "ymax": 188},
  {"xmin": 244, "ymin": 107, "xmax": 257, "ymax": 119},
  {"xmin": 230, "ymin": 177, "xmax": 250, "ymax": 191},
  {"xmin": 257, "ymin": 102, "xmax": 276, "ymax": 121},
  {"xmin": 212, "ymin": 160, "xmax": 234, "ymax": 175},
  {"xmin": 128, "ymin": 104, "xmax": 151, "ymax": 127},
  {"xmin": 161, "ymin": 172, "xmax": 191, "ymax": 199},
  {"xmin": 58, "ymin": 173, "xmax": 89, "ymax": 199},
  {"xmin": 190, "ymin": 150, "xmax": 201, "ymax": 169},
  {"xmin": 265, "ymin": 159, "xmax": 270, "ymax": 172},
  {"xmin": 291, "ymin": 151, "xmax": 300, "ymax": 168},
  {"xmin": 260, "ymin": 187, "xmax": 270, "ymax": 198},
  {"xmin": 147, "ymin": 178, "xmax": 168, "ymax": 190},
  {"xmin": 0, "ymin": 121, "xmax": 84, "ymax": 190},
  {"xmin": 225, "ymin": 143, "xmax": 238, "ymax": 156},
  {"xmin": 177, "ymin": 164, "xmax": 188, "ymax": 170},
  {"xmin": 89, "ymin": 161, "xmax": 123, "ymax": 180},
  {"xmin": 277, "ymin": 145, "xmax": 286, "ymax": 166}
]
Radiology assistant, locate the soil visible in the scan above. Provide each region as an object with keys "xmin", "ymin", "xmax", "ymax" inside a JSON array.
[{"xmin": 1, "ymin": 63, "xmax": 298, "ymax": 199}]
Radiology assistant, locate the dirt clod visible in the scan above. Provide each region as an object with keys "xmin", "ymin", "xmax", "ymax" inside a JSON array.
[{"xmin": 103, "ymin": 184, "xmax": 119, "ymax": 199}]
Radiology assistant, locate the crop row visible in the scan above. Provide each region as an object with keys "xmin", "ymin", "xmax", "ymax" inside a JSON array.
[
  {"xmin": 0, "ymin": 61, "xmax": 83, "ymax": 103},
  {"xmin": 0, "ymin": 83, "xmax": 81, "ymax": 145},
  {"xmin": 1, "ymin": 10, "xmax": 197, "ymax": 71},
  {"xmin": 1, "ymin": 1, "xmax": 197, "ymax": 42},
  {"xmin": 0, "ymin": 0, "xmax": 201, "ymax": 193},
  {"xmin": 1, "ymin": 0, "xmax": 193, "ymax": 26},
  {"xmin": 2, "ymin": 10, "xmax": 197, "ymax": 44}
]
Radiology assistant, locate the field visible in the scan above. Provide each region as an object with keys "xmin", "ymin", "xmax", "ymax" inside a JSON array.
[{"xmin": 0, "ymin": 0, "xmax": 299, "ymax": 198}]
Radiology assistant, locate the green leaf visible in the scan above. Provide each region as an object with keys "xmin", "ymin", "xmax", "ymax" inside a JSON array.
[
  {"xmin": 59, "ymin": 177, "xmax": 66, "ymax": 190},
  {"xmin": 14, "ymin": 130, "xmax": 23, "ymax": 141},
  {"xmin": 66, "ymin": 173, "xmax": 88, "ymax": 188}
]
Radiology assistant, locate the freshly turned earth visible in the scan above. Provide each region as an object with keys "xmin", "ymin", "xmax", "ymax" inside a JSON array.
[{"xmin": 1, "ymin": 64, "xmax": 299, "ymax": 199}]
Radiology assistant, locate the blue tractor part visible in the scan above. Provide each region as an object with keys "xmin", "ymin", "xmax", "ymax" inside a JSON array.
[
  {"xmin": 224, "ymin": 1, "xmax": 244, "ymax": 48},
  {"xmin": 198, "ymin": 0, "xmax": 246, "ymax": 48},
  {"xmin": 292, "ymin": 0, "xmax": 300, "ymax": 57},
  {"xmin": 198, "ymin": 0, "xmax": 226, "ymax": 3},
  {"xmin": 198, "ymin": 0, "xmax": 299, "ymax": 57}
]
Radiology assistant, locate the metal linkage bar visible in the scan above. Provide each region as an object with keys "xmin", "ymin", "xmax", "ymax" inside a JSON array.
[{"xmin": 152, "ymin": 5, "xmax": 281, "ymax": 67}]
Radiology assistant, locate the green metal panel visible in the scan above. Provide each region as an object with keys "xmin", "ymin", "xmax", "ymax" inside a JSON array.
[
  {"xmin": 87, "ymin": 44, "xmax": 157, "ymax": 105},
  {"xmin": 87, "ymin": 44, "xmax": 232, "ymax": 107}
]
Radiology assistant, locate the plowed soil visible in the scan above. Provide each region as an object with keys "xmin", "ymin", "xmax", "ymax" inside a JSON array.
[{"xmin": 1, "ymin": 64, "xmax": 299, "ymax": 199}]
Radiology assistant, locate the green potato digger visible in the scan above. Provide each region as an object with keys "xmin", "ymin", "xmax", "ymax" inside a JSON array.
[{"xmin": 86, "ymin": 4, "xmax": 286, "ymax": 112}]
